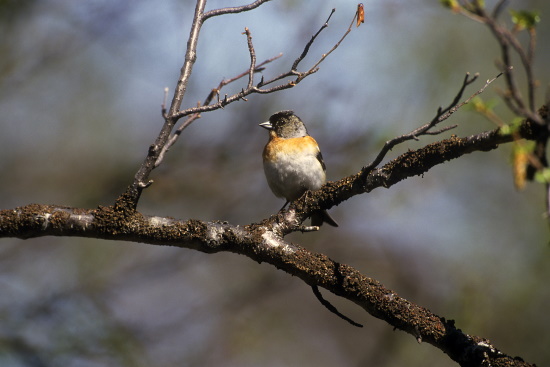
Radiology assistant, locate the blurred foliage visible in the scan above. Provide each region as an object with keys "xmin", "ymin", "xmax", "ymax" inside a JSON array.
[
  {"xmin": 1, "ymin": 0, "xmax": 550, "ymax": 366},
  {"xmin": 512, "ymin": 140, "xmax": 533, "ymax": 190},
  {"xmin": 510, "ymin": 9, "xmax": 541, "ymax": 30}
]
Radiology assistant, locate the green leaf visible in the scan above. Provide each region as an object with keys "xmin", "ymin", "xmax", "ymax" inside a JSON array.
[
  {"xmin": 534, "ymin": 168, "xmax": 550, "ymax": 184},
  {"xmin": 510, "ymin": 10, "xmax": 541, "ymax": 30},
  {"xmin": 501, "ymin": 117, "xmax": 526, "ymax": 136},
  {"xmin": 465, "ymin": 96, "xmax": 486, "ymax": 112},
  {"xmin": 439, "ymin": 0, "xmax": 461, "ymax": 12},
  {"xmin": 484, "ymin": 98, "xmax": 499, "ymax": 111},
  {"xmin": 439, "ymin": 0, "xmax": 457, "ymax": 9}
]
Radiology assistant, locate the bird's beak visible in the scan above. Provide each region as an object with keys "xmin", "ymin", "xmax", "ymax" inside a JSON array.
[{"xmin": 259, "ymin": 121, "xmax": 272, "ymax": 130}]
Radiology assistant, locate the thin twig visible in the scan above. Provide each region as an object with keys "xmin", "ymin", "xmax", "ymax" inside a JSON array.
[
  {"xmin": 243, "ymin": 27, "xmax": 256, "ymax": 89},
  {"xmin": 172, "ymin": 7, "xmax": 359, "ymax": 120},
  {"xmin": 202, "ymin": 0, "xmax": 272, "ymax": 21},
  {"xmin": 424, "ymin": 124, "xmax": 458, "ymax": 135},
  {"xmin": 311, "ymin": 285, "xmax": 363, "ymax": 328},
  {"xmin": 168, "ymin": 0, "xmax": 207, "ymax": 116},
  {"xmin": 301, "ymin": 7, "xmax": 360, "ymax": 80},
  {"xmin": 457, "ymin": 1, "xmax": 542, "ymax": 125},
  {"xmin": 492, "ymin": 0, "xmax": 508, "ymax": 19},
  {"xmin": 361, "ymin": 72, "xmax": 504, "ymax": 176},
  {"xmin": 291, "ymin": 8, "xmax": 335, "ymax": 71},
  {"xmin": 155, "ymin": 55, "xmax": 281, "ymax": 168},
  {"xmin": 436, "ymin": 72, "xmax": 503, "ymax": 123},
  {"xmin": 259, "ymin": 8, "xmax": 339, "ymax": 87}
]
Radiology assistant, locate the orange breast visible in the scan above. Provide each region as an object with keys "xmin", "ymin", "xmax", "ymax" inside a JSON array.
[{"xmin": 263, "ymin": 135, "xmax": 320, "ymax": 162}]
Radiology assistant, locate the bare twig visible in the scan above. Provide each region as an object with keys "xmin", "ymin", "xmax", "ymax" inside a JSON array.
[
  {"xmin": 291, "ymin": 9, "xmax": 336, "ymax": 71},
  {"xmin": 244, "ymin": 27, "xmax": 256, "ymax": 90},
  {"xmin": 491, "ymin": 0, "xmax": 508, "ymax": 19},
  {"xmin": 424, "ymin": 124, "xmax": 458, "ymax": 135},
  {"xmin": 154, "ymin": 54, "xmax": 282, "ymax": 168},
  {"xmin": 299, "ymin": 6, "xmax": 361, "ymax": 82},
  {"xmin": 311, "ymin": 285, "xmax": 363, "ymax": 328},
  {"xmin": 168, "ymin": 0, "xmax": 206, "ymax": 116},
  {"xmin": 258, "ymin": 8, "xmax": 357, "ymax": 88},
  {"xmin": 435, "ymin": 72, "xmax": 501, "ymax": 123},
  {"xmin": 361, "ymin": 72, "xmax": 502, "ymax": 175},
  {"xmin": 170, "ymin": 7, "xmax": 360, "ymax": 120},
  {"xmin": 202, "ymin": 0, "xmax": 272, "ymax": 21}
]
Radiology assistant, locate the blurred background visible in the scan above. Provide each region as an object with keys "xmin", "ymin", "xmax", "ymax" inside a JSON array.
[{"xmin": 1, "ymin": 0, "xmax": 549, "ymax": 366}]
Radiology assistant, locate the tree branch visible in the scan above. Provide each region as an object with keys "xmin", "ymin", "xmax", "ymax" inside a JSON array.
[
  {"xmin": 3, "ymin": 1, "xmax": 547, "ymax": 365},
  {"xmin": 361, "ymin": 71, "xmax": 485, "ymax": 175},
  {"xmin": 123, "ymin": 4, "xmax": 359, "ymax": 211},
  {"xmin": 1, "ymin": 103, "xmax": 545, "ymax": 365},
  {"xmin": 124, "ymin": 0, "xmax": 208, "ymax": 209},
  {"xmin": 154, "ymin": 53, "xmax": 283, "ymax": 168},
  {"xmin": 202, "ymin": 0, "xmax": 272, "ymax": 21},
  {"xmin": 282, "ymin": 103, "xmax": 548, "ymax": 234},
  {"xmin": 446, "ymin": 0, "xmax": 549, "ymax": 218},
  {"xmin": 455, "ymin": 0, "xmax": 542, "ymax": 124},
  {"xmin": 0, "ymin": 164, "xmax": 540, "ymax": 367}
]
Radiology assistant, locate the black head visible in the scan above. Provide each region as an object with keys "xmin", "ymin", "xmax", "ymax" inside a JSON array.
[{"xmin": 261, "ymin": 110, "xmax": 308, "ymax": 139}]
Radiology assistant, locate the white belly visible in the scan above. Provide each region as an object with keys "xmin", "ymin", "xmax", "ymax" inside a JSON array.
[{"xmin": 263, "ymin": 153, "xmax": 325, "ymax": 201}]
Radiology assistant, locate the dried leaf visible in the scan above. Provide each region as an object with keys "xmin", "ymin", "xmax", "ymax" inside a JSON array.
[{"xmin": 357, "ymin": 3, "xmax": 365, "ymax": 27}]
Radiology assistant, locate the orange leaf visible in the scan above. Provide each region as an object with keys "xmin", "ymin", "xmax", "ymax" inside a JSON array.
[{"xmin": 357, "ymin": 3, "xmax": 365, "ymax": 27}]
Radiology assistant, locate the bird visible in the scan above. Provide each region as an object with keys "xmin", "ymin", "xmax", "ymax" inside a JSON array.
[{"xmin": 259, "ymin": 110, "xmax": 338, "ymax": 227}]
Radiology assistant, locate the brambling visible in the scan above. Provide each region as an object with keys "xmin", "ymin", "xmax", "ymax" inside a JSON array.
[{"xmin": 260, "ymin": 110, "xmax": 338, "ymax": 227}]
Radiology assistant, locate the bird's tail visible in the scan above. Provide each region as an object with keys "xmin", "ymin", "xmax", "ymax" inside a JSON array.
[{"xmin": 311, "ymin": 209, "xmax": 338, "ymax": 227}]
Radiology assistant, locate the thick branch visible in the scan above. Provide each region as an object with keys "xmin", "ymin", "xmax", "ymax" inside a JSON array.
[
  {"xmin": 2, "ymin": 105, "xmax": 546, "ymax": 366},
  {"xmin": 283, "ymin": 104, "xmax": 548, "ymax": 233},
  {"xmin": 0, "ymin": 198, "xmax": 535, "ymax": 366},
  {"xmin": 3, "ymin": 1, "xmax": 545, "ymax": 366}
]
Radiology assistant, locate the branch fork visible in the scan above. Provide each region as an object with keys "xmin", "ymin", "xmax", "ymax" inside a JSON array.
[{"xmin": 121, "ymin": 4, "xmax": 362, "ymax": 212}]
